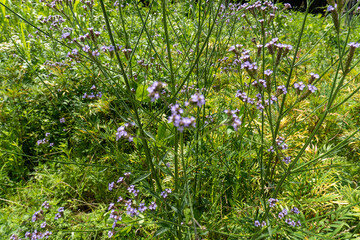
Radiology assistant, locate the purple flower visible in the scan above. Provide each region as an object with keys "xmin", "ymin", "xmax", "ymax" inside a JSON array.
[
  {"xmin": 108, "ymin": 230, "xmax": 115, "ymax": 238},
  {"xmin": 32, "ymin": 210, "xmax": 43, "ymax": 222},
  {"xmin": 291, "ymin": 207, "xmax": 300, "ymax": 214},
  {"xmin": 60, "ymin": 118, "xmax": 65, "ymax": 123},
  {"xmin": 138, "ymin": 203, "xmax": 147, "ymax": 213},
  {"xmin": 92, "ymin": 49, "xmax": 100, "ymax": 57},
  {"xmin": 45, "ymin": 132, "xmax": 50, "ymax": 137},
  {"xmin": 308, "ymin": 85, "xmax": 317, "ymax": 93},
  {"xmin": 277, "ymin": 85, "xmax": 287, "ymax": 95},
  {"xmin": 117, "ymin": 177, "xmax": 124, "ymax": 183},
  {"xmin": 327, "ymin": 5, "xmax": 335, "ymax": 12},
  {"xmin": 61, "ymin": 32, "xmax": 70, "ymax": 39},
  {"xmin": 41, "ymin": 221, "xmax": 47, "ymax": 228},
  {"xmin": 117, "ymin": 196, "xmax": 123, "ymax": 202},
  {"xmin": 109, "ymin": 182, "xmax": 115, "ymax": 191},
  {"xmin": 294, "ymin": 82, "xmax": 305, "ymax": 91},
  {"xmin": 43, "ymin": 231, "xmax": 52, "ymax": 238},
  {"xmin": 267, "ymin": 146, "xmax": 274, "ymax": 152},
  {"xmin": 254, "ymin": 220, "xmax": 260, "ymax": 227},
  {"xmin": 188, "ymin": 93, "xmax": 205, "ymax": 107},
  {"xmin": 82, "ymin": 45, "xmax": 90, "ymax": 52},
  {"xmin": 160, "ymin": 191, "xmax": 168, "ymax": 199},
  {"xmin": 349, "ymin": 42, "xmax": 360, "ymax": 48},
  {"xmin": 108, "ymin": 203, "xmax": 115, "ymax": 211},
  {"xmin": 147, "ymin": 81, "xmax": 167, "ymax": 102},
  {"xmin": 149, "ymin": 201, "xmax": 157, "ymax": 210},
  {"xmin": 58, "ymin": 207, "xmax": 64, "ymax": 213},
  {"xmin": 283, "ymin": 156, "xmax": 291, "ymax": 164},
  {"xmin": 261, "ymin": 221, "xmax": 266, "ymax": 227},
  {"xmin": 268, "ymin": 198, "xmax": 279, "ymax": 207},
  {"xmin": 54, "ymin": 213, "xmax": 62, "ymax": 220},
  {"xmin": 10, "ymin": 234, "xmax": 19, "ymax": 240},
  {"xmin": 124, "ymin": 172, "xmax": 131, "ymax": 177}
]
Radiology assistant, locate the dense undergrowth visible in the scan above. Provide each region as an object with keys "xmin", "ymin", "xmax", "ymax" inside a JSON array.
[{"xmin": 1, "ymin": 0, "xmax": 360, "ymax": 239}]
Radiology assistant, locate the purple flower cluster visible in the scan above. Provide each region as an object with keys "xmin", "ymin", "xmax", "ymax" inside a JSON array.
[
  {"xmin": 277, "ymin": 206, "xmax": 301, "ymax": 227},
  {"xmin": 83, "ymin": 85, "xmax": 102, "ymax": 99},
  {"xmin": 224, "ymin": 109, "xmax": 242, "ymax": 131},
  {"xmin": 282, "ymin": 156, "xmax": 291, "ymax": 164},
  {"xmin": 116, "ymin": 122, "xmax": 135, "ymax": 142},
  {"xmin": 254, "ymin": 220, "xmax": 266, "ymax": 227},
  {"xmin": 54, "ymin": 207, "xmax": 64, "ymax": 220},
  {"xmin": 36, "ymin": 133, "xmax": 53, "ymax": 147},
  {"xmin": 168, "ymin": 103, "xmax": 196, "ymax": 132},
  {"xmin": 186, "ymin": 92, "xmax": 206, "ymax": 107},
  {"xmin": 24, "ymin": 230, "xmax": 52, "ymax": 239},
  {"xmin": 108, "ymin": 172, "xmax": 131, "ymax": 191},
  {"xmin": 160, "ymin": 188, "xmax": 172, "ymax": 199},
  {"xmin": 268, "ymin": 198, "xmax": 279, "ymax": 207},
  {"xmin": 107, "ymin": 174, "xmax": 161, "ymax": 238},
  {"xmin": 278, "ymin": 208, "xmax": 288, "ymax": 219},
  {"xmin": 147, "ymin": 81, "xmax": 167, "ymax": 102}
]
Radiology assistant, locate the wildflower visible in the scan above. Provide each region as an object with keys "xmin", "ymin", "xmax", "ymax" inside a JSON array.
[
  {"xmin": 54, "ymin": 213, "xmax": 62, "ymax": 220},
  {"xmin": 294, "ymin": 82, "xmax": 305, "ymax": 91},
  {"xmin": 188, "ymin": 93, "xmax": 206, "ymax": 107},
  {"xmin": 291, "ymin": 207, "xmax": 300, "ymax": 214},
  {"xmin": 149, "ymin": 201, "xmax": 157, "ymax": 210},
  {"xmin": 58, "ymin": 207, "xmax": 64, "ymax": 213},
  {"xmin": 147, "ymin": 81, "xmax": 167, "ymax": 102},
  {"xmin": 25, "ymin": 232, "xmax": 31, "ymax": 238},
  {"xmin": 43, "ymin": 231, "xmax": 52, "ymax": 238},
  {"xmin": 138, "ymin": 203, "xmax": 147, "ymax": 213},
  {"xmin": 116, "ymin": 123, "xmax": 135, "ymax": 142},
  {"xmin": 345, "ymin": 42, "xmax": 360, "ymax": 74},
  {"xmin": 32, "ymin": 210, "xmax": 43, "ymax": 222},
  {"xmin": 41, "ymin": 221, "xmax": 47, "ymax": 228},
  {"xmin": 224, "ymin": 109, "xmax": 242, "ymax": 131},
  {"xmin": 117, "ymin": 177, "xmax": 124, "ymax": 183},
  {"xmin": 10, "ymin": 234, "xmax": 19, "ymax": 240},
  {"xmin": 283, "ymin": 156, "xmax": 291, "ymax": 164},
  {"xmin": 108, "ymin": 230, "xmax": 115, "ymax": 238},
  {"xmin": 267, "ymin": 146, "xmax": 275, "ymax": 152},
  {"xmin": 124, "ymin": 172, "xmax": 131, "ymax": 177},
  {"xmin": 309, "ymin": 72, "xmax": 319, "ymax": 84},
  {"xmin": 117, "ymin": 196, "xmax": 123, "ymax": 202},
  {"xmin": 92, "ymin": 49, "xmax": 100, "ymax": 57},
  {"xmin": 82, "ymin": 45, "xmax": 90, "ymax": 52},
  {"xmin": 108, "ymin": 203, "xmax": 115, "ymax": 211},
  {"xmin": 296, "ymin": 220, "xmax": 301, "ymax": 226},
  {"xmin": 60, "ymin": 118, "xmax": 65, "ymax": 123},
  {"xmin": 284, "ymin": 3, "xmax": 291, "ymax": 9},
  {"xmin": 254, "ymin": 220, "xmax": 260, "ymax": 227},
  {"xmin": 261, "ymin": 221, "xmax": 266, "ymax": 227},
  {"xmin": 276, "ymin": 85, "xmax": 287, "ymax": 96},
  {"xmin": 259, "ymin": 79, "xmax": 267, "ymax": 88},
  {"xmin": 160, "ymin": 191, "xmax": 168, "ymax": 199},
  {"xmin": 308, "ymin": 85, "xmax": 317, "ymax": 93},
  {"xmin": 109, "ymin": 182, "xmax": 115, "ymax": 191},
  {"xmin": 268, "ymin": 198, "xmax": 278, "ymax": 207}
]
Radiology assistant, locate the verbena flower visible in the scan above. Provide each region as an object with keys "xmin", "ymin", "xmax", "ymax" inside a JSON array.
[
  {"xmin": 308, "ymin": 85, "xmax": 317, "ymax": 93},
  {"xmin": 109, "ymin": 182, "xmax": 115, "ymax": 191},
  {"xmin": 283, "ymin": 156, "xmax": 291, "ymax": 164},
  {"xmin": 149, "ymin": 201, "xmax": 157, "ymax": 210},
  {"xmin": 291, "ymin": 207, "xmax": 300, "ymax": 214},
  {"xmin": 147, "ymin": 81, "xmax": 167, "ymax": 102},
  {"xmin": 254, "ymin": 220, "xmax": 260, "ymax": 227},
  {"xmin": 59, "ymin": 118, "xmax": 65, "ymax": 123},
  {"xmin": 268, "ymin": 198, "xmax": 279, "ymax": 207},
  {"xmin": 294, "ymin": 82, "xmax": 305, "ymax": 91}
]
